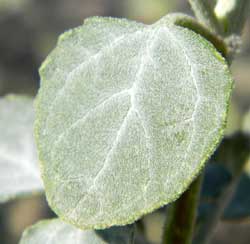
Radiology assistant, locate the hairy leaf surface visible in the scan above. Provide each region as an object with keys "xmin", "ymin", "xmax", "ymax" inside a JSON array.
[
  {"xmin": 35, "ymin": 16, "xmax": 233, "ymax": 228},
  {"xmin": 19, "ymin": 219, "xmax": 134, "ymax": 244},
  {"xmin": 0, "ymin": 95, "xmax": 43, "ymax": 203}
]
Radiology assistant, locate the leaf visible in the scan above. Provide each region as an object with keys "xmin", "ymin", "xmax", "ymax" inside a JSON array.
[
  {"xmin": 19, "ymin": 219, "xmax": 134, "ymax": 244},
  {"xmin": 211, "ymin": 133, "xmax": 250, "ymax": 175},
  {"xmin": 223, "ymin": 135, "xmax": 250, "ymax": 220},
  {"xmin": 96, "ymin": 225, "xmax": 134, "ymax": 244},
  {"xmin": 227, "ymin": 159, "xmax": 250, "ymax": 220},
  {"xmin": 200, "ymin": 163, "xmax": 231, "ymax": 200},
  {"xmin": 0, "ymin": 95, "xmax": 43, "ymax": 203},
  {"xmin": 198, "ymin": 163, "xmax": 250, "ymax": 221},
  {"xmin": 224, "ymin": 173, "xmax": 250, "ymax": 220},
  {"xmin": 198, "ymin": 163, "xmax": 231, "ymax": 222},
  {"xmin": 35, "ymin": 16, "xmax": 233, "ymax": 229}
]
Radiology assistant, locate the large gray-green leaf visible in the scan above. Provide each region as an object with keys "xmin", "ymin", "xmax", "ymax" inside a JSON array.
[
  {"xmin": 0, "ymin": 95, "xmax": 43, "ymax": 203},
  {"xmin": 35, "ymin": 16, "xmax": 233, "ymax": 229},
  {"xmin": 19, "ymin": 219, "xmax": 134, "ymax": 244}
]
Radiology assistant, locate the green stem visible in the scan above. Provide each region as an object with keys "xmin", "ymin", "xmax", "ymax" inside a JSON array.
[
  {"xmin": 188, "ymin": 0, "xmax": 222, "ymax": 34},
  {"xmin": 193, "ymin": 174, "xmax": 240, "ymax": 244},
  {"xmin": 215, "ymin": 0, "xmax": 250, "ymax": 35},
  {"xmin": 162, "ymin": 174, "xmax": 203, "ymax": 244}
]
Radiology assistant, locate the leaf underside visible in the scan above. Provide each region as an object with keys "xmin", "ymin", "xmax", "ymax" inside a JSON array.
[
  {"xmin": 0, "ymin": 95, "xmax": 43, "ymax": 203},
  {"xmin": 35, "ymin": 16, "xmax": 233, "ymax": 229},
  {"xmin": 19, "ymin": 219, "xmax": 134, "ymax": 244}
]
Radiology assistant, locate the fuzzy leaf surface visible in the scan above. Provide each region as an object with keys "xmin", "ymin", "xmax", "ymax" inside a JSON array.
[{"xmin": 35, "ymin": 16, "xmax": 233, "ymax": 228}]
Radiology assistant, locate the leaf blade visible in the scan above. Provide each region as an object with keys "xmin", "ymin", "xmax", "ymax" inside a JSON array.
[{"xmin": 35, "ymin": 16, "xmax": 233, "ymax": 229}]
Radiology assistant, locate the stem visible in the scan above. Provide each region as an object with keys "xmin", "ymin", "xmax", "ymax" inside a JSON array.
[
  {"xmin": 159, "ymin": 2, "xmax": 249, "ymax": 242},
  {"xmin": 188, "ymin": 0, "xmax": 222, "ymax": 34},
  {"xmin": 215, "ymin": 0, "xmax": 250, "ymax": 35},
  {"xmin": 162, "ymin": 174, "xmax": 203, "ymax": 244},
  {"xmin": 193, "ymin": 133, "xmax": 250, "ymax": 244}
]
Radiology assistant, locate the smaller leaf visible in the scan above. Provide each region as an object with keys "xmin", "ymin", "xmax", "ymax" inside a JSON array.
[
  {"xmin": 198, "ymin": 163, "xmax": 250, "ymax": 221},
  {"xmin": 0, "ymin": 95, "xmax": 43, "ymax": 203},
  {"xmin": 212, "ymin": 133, "xmax": 250, "ymax": 175},
  {"xmin": 198, "ymin": 163, "xmax": 231, "ymax": 222},
  {"xmin": 200, "ymin": 163, "xmax": 231, "ymax": 199},
  {"xmin": 19, "ymin": 219, "xmax": 134, "ymax": 244},
  {"xmin": 35, "ymin": 14, "xmax": 233, "ymax": 229},
  {"xmin": 224, "ymin": 173, "xmax": 250, "ymax": 219}
]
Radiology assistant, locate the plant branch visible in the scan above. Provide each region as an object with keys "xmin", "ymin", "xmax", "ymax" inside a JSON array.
[
  {"xmin": 162, "ymin": 173, "xmax": 203, "ymax": 244},
  {"xmin": 188, "ymin": 0, "xmax": 222, "ymax": 34},
  {"xmin": 215, "ymin": 0, "xmax": 250, "ymax": 35}
]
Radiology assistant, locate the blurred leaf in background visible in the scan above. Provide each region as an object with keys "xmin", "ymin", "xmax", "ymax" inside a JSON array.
[
  {"xmin": 123, "ymin": 0, "xmax": 176, "ymax": 23},
  {"xmin": 0, "ymin": 0, "xmax": 30, "ymax": 12}
]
